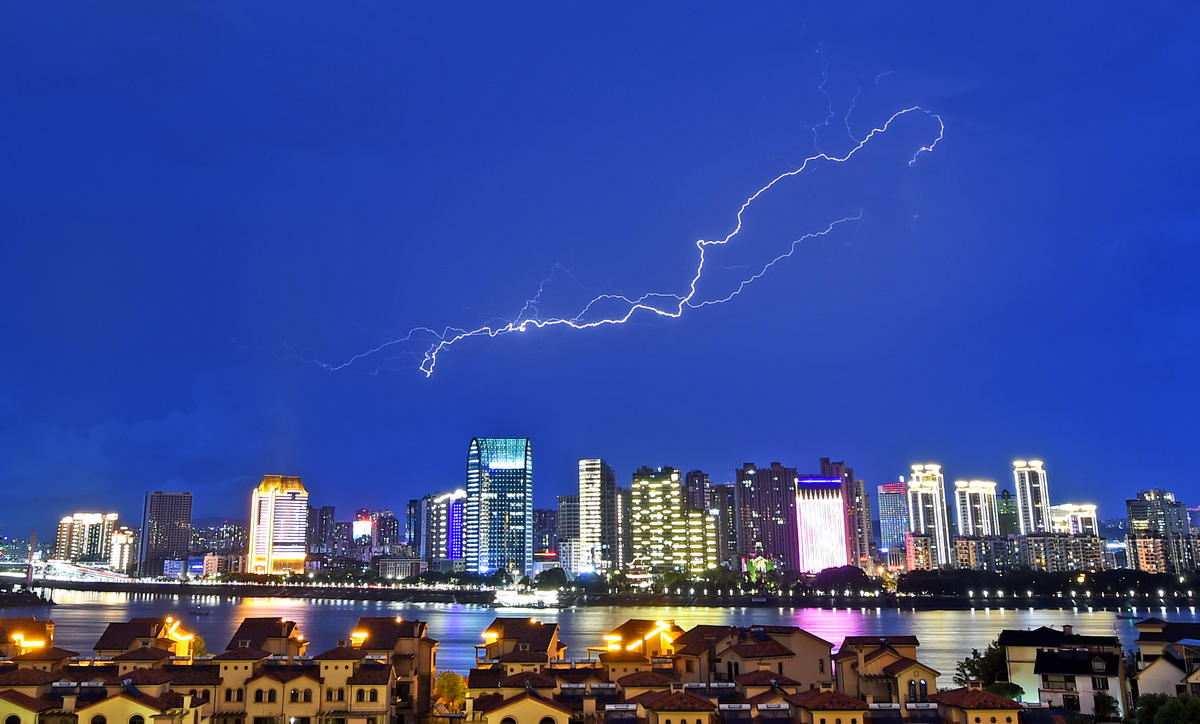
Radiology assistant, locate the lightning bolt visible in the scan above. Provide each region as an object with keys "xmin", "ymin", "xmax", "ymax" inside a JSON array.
[{"xmin": 315, "ymin": 106, "xmax": 944, "ymax": 377}]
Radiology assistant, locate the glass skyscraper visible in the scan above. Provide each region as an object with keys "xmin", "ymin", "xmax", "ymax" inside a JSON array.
[
  {"xmin": 465, "ymin": 437, "xmax": 533, "ymax": 576},
  {"xmin": 876, "ymin": 481, "xmax": 909, "ymax": 553}
]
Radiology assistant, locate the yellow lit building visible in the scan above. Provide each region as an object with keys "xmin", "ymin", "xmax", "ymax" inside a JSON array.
[
  {"xmin": 247, "ymin": 475, "xmax": 309, "ymax": 574},
  {"xmin": 630, "ymin": 466, "xmax": 718, "ymax": 574}
]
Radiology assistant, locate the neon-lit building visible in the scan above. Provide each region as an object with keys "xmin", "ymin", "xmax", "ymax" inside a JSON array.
[
  {"xmin": 953, "ymin": 480, "xmax": 1000, "ymax": 537},
  {"xmin": 795, "ymin": 477, "xmax": 849, "ymax": 572},
  {"xmin": 1049, "ymin": 503, "xmax": 1099, "ymax": 536},
  {"xmin": 248, "ymin": 475, "xmax": 309, "ymax": 574},
  {"xmin": 465, "ymin": 437, "xmax": 533, "ymax": 576},
  {"xmin": 907, "ymin": 464, "xmax": 951, "ymax": 567},
  {"xmin": 55, "ymin": 512, "xmax": 119, "ymax": 562},
  {"xmin": 877, "ymin": 481, "xmax": 909, "ymax": 554},
  {"xmin": 425, "ymin": 489, "xmax": 466, "ymax": 566},
  {"xmin": 1012, "ymin": 459, "xmax": 1051, "ymax": 534}
]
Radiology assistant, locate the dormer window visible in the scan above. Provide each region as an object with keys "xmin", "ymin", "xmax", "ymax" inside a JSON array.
[
  {"xmin": 1091, "ymin": 658, "xmax": 1105, "ymax": 673},
  {"xmin": 518, "ymin": 643, "xmax": 529, "ymax": 651}
]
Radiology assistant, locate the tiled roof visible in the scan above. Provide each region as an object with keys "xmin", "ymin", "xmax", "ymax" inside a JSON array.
[
  {"xmin": 0, "ymin": 689, "xmax": 57, "ymax": 712},
  {"xmin": 728, "ymin": 639, "xmax": 793, "ymax": 659},
  {"xmin": 733, "ymin": 670, "xmax": 801, "ymax": 686},
  {"xmin": 482, "ymin": 618, "xmax": 561, "ymax": 654},
  {"xmin": 786, "ymin": 689, "xmax": 870, "ymax": 711},
  {"xmin": 1034, "ymin": 650, "xmax": 1119, "ymax": 676},
  {"xmin": 94, "ymin": 619, "xmax": 163, "ymax": 651},
  {"xmin": 225, "ymin": 618, "xmax": 297, "ymax": 651},
  {"xmin": 552, "ymin": 667, "xmax": 604, "ymax": 684},
  {"xmin": 598, "ymin": 650, "xmax": 650, "ymax": 664},
  {"xmin": 467, "ymin": 667, "xmax": 506, "ymax": 689},
  {"xmin": 1135, "ymin": 620, "xmax": 1200, "ymax": 644},
  {"xmin": 212, "ymin": 647, "xmax": 271, "ymax": 661},
  {"xmin": 472, "ymin": 692, "xmax": 504, "ymax": 712},
  {"xmin": 496, "ymin": 650, "xmax": 549, "ymax": 663},
  {"xmin": 312, "ymin": 645, "xmax": 367, "ymax": 661},
  {"xmin": 617, "ymin": 670, "xmax": 676, "ymax": 687},
  {"xmin": 498, "ymin": 671, "xmax": 556, "ymax": 688},
  {"xmin": 256, "ymin": 667, "xmax": 321, "ymax": 684},
  {"xmin": 0, "ymin": 619, "xmax": 54, "ymax": 642},
  {"xmin": 351, "ymin": 617, "xmax": 429, "ymax": 650},
  {"xmin": 882, "ymin": 656, "xmax": 940, "ymax": 676},
  {"xmin": 122, "ymin": 669, "xmax": 178, "ymax": 685},
  {"xmin": 672, "ymin": 625, "xmax": 737, "ymax": 656},
  {"xmin": 932, "ymin": 687, "xmax": 1023, "ymax": 710},
  {"xmin": 347, "ymin": 666, "xmax": 392, "ymax": 685},
  {"xmin": 0, "ymin": 669, "xmax": 59, "ymax": 686},
  {"xmin": 113, "ymin": 646, "xmax": 172, "ymax": 661},
  {"xmin": 640, "ymin": 690, "xmax": 717, "ymax": 712},
  {"xmin": 483, "ymin": 691, "xmax": 574, "ymax": 715},
  {"xmin": 162, "ymin": 667, "xmax": 223, "ymax": 685},
  {"xmin": 996, "ymin": 626, "xmax": 1117, "ymax": 648},
  {"xmin": 14, "ymin": 646, "xmax": 77, "ymax": 661}
]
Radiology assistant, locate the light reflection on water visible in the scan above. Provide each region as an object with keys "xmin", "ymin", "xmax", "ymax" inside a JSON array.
[{"xmin": 7, "ymin": 590, "xmax": 1197, "ymax": 676}]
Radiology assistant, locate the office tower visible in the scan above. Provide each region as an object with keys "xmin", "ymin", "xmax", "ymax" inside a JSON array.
[
  {"xmin": 684, "ymin": 470, "xmax": 712, "ymax": 510},
  {"xmin": 55, "ymin": 512, "xmax": 119, "ymax": 562},
  {"xmin": 423, "ymin": 490, "xmax": 466, "ymax": 567},
  {"xmin": 734, "ymin": 462, "xmax": 800, "ymax": 569},
  {"xmin": 1126, "ymin": 489, "xmax": 1195, "ymax": 573},
  {"xmin": 191, "ymin": 521, "xmax": 247, "ymax": 555},
  {"xmin": 405, "ymin": 499, "xmax": 422, "ymax": 547},
  {"xmin": 1012, "ymin": 459, "xmax": 1051, "ymax": 534},
  {"xmin": 953, "ymin": 480, "xmax": 1000, "ymax": 537},
  {"xmin": 795, "ymin": 477, "xmax": 850, "ymax": 573},
  {"xmin": 109, "ymin": 526, "xmax": 137, "ymax": 574},
  {"xmin": 532, "ymin": 508, "xmax": 558, "ymax": 554},
  {"xmin": 465, "ymin": 437, "xmax": 533, "ymax": 576},
  {"xmin": 557, "ymin": 493, "xmax": 581, "ymax": 573},
  {"xmin": 139, "ymin": 491, "xmax": 193, "ymax": 577},
  {"xmin": 615, "ymin": 486, "xmax": 632, "ymax": 570},
  {"xmin": 877, "ymin": 481, "xmax": 909, "ymax": 554},
  {"xmin": 1189, "ymin": 506, "xmax": 1200, "ymax": 530},
  {"xmin": 375, "ymin": 511, "xmax": 401, "ymax": 547},
  {"xmin": 1049, "ymin": 504, "xmax": 1099, "ymax": 536},
  {"xmin": 906, "ymin": 464, "xmax": 951, "ymax": 567},
  {"xmin": 997, "ymin": 490, "xmax": 1019, "ymax": 537},
  {"xmin": 629, "ymin": 466, "xmax": 718, "ymax": 574},
  {"xmin": 711, "ymin": 483, "xmax": 739, "ymax": 566},
  {"xmin": 578, "ymin": 458, "xmax": 618, "ymax": 574},
  {"xmin": 821, "ymin": 458, "xmax": 872, "ymax": 569},
  {"xmin": 247, "ymin": 475, "xmax": 309, "ymax": 575}
]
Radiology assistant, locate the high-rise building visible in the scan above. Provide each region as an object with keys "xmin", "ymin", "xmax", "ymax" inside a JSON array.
[
  {"xmin": 317, "ymin": 506, "xmax": 336, "ymax": 554},
  {"xmin": 578, "ymin": 458, "xmax": 618, "ymax": 574},
  {"xmin": 109, "ymin": 526, "xmax": 137, "ymax": 574},
  {"xmin": 465, "ymin": 437, "xmax": 533, "ymax": 576},
  {"xmin": 247, "ymin": 475, "xmax": 309, "ymax": 575},
  {"xmin": 1126, "ymin": 489, "xmax": 1195, "ymax": 573},
  {"xmin": 375, "ymin": 511, "xmax": 401, "ymax": 547},
  {"xmin": 1189, "ymin": 506, "xmax": 1200, "ymax": 531},
  {"xmin": 139, "ymin": 491, "xmax": 192, "ymax": 577},
  {"xmin": 734, "ymin": 462, "xmax": 799, "ymax": 569},
  {"xmin": 55, "ymin": 512, "xmax": 119, "ymax": 562},
  {"xmin": 906, "ymin": 464, "xmax": 951, "ymax": 567},
  {"xmin": 684, "ymin": 470, "xmax": 712, "ymax": 511},
  {"xmin": 953, "ymin": 480, "xmax": 1000, "ymax": 537},
  {"xmin": 954, "ymin": 536, "xmax": 1020, "ymax": 573},
  {"xmin": 405, "ymin": 499, "xmax": 422, "ymax": 547},
  {"xmin": 629, "ymin": 466, "xmax": 718, "ymax": 574},
  {"xmin": 1049, "ymin": 504, "xmax": 1099, "ymax": 536},
  {"xmin": 615, "ymin": 486, "xmax": 632, "ymax": 570},
  {"xmin": 997, "ymin": 490, "xmax": 1019, "ymax": 537},
  {"xmin": 711, "ymin": 483, "xmax": 739, "ymax": 566},
  {"xmin": 795, "ymin": 477, "xmax": 850, "ymax": 573},
  {"xmin": 877, "ymin": 481, "xmax": 909, "ymax": 554},
  {"xmin": 1020, "ymin": 534, "xmax": 1105, "ymax": 573},
  {"xmin": 532, "ymin": 508, "xmax": 558, "ymax": 554},
  {"xmin": 424, "ymin": 490, "xmax": 466, "ymax": 568},
  {"xmin": 821, "ymin": 458, "xmax": 872, "ymax": 570},
  {"xmin": 1012, "ymin": 459, "xmax": 1051, "ymax": 535},
  {"xmin": 557, "ymin": 492, "xmax": 580, "ymax": 572}
]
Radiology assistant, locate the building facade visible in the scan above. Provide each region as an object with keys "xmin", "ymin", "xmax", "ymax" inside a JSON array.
[
  {"xmin": 55, "ymin": 512, "xmax": 119, "ymax": 562},
  {"xmin": 1012, "ymin": 459, "xmax": 1051, "ymax": 535},
  {"xmin": 954, "ymin": 480, "xmax": 1000, "ymax": 537},
  {"xmin": 795, "ymin": 477, "xmax": 849, "ymax": 573},
  {"xmin": 877, "ymin": 481, "xmax": 909, "ymax": 555},
  {"xmin": 578, "ymin": 458, "xmax": 618, "ymax": 574},
  {"xmin": 139, "ymin": 491, "xmax": 193, "ymax": 578},
  {"xmin": 821, "ymin": 458, "xmax": 872, "ymax": 570},
  {"xmin": 465, "ymin": 437, "xmax": 534, "ymax": 576},
  {"xmin": 629, "ymin": 466, "xmax": 717, "ymax": 574},
  {"xmin": 906, "ymin": 464, "xmax": 951, "ymax": 567},
  {"xmin": 247, "ymin": 475, "xmax": 309, "ymax": 575},
  {"xmin": 734, "ymin": 462, "xmax": 800, "ymax": 570},
  {"xmin": 1050, "ymin": 503, "xmax": 1099, "ymax": 536}
]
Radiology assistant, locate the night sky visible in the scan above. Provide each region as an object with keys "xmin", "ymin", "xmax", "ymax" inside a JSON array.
[{"xmin": 3, "ymin": 3, "xmax": 1198, "ymax": 536}]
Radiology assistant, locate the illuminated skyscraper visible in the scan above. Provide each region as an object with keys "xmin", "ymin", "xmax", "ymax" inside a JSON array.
[
  {"xmin": 684, "ymin": 470, "xmax": 712, "ymax": 510},
  {"xmin": 1049, "ymin": 503, "xmax": 1099, "ymax": 536},
  {"xmin": 906, "ymin": 464, "xmax": 951, "ymax": 567},
  {"xmin": 465, "ymin": 437, "xmax": 533, "ymax": 576},
  {"xmin": 138, "ymin": 491, "xmax": 192, "ymax": 577},
  {"xmin": 1012, "ymin": 459, "xmax": 1051, "ymax": 535},
  {"xmin": 711, "ymin": 483, "xmax": 739, "ymax": 566},
  {"xmin": 734, "ymin": 462, "xmax": 800, "ymax": 569},
  {"xmin": 424, "ymin": 489, "xmax": 466, "ymax": 568},
  {"xmin": 997, "ymin": 489, "xmax": 1019, "ymax": 536},
  {"xmin": 248, "ymin": 475, "xmax": 309, "ymax": 574},
  {"xmin": 795, "ymin": 477, "xmax": 850, "ymax": 573},
  {"xmin": 1126, "ymin": 488, "xmax": 1195, "ymax": 573},
  {"xmin": 630, "ymin": 466, "xmax": 718, "ymax": 574},
  {"xmin": 876, "ymin": 481, "xmax": 909, "ymax": 553},
  {"xmin": 109, "ymin": 526, "xmax": 136, "ymax": 574},
  {"xmin": 55, "ymin": 512, "xmax": 119, "ymax": 562},
  {"xmin": 578, "ymin": 458, "xmax": 618, "ymax": 573},
  {"xmin": 953, "ymin": 480, "xmax": 1000, "ymax": 537},
  {"xmin": 821, "ymin": 458, "xmax": 872, "ymax": 570}
]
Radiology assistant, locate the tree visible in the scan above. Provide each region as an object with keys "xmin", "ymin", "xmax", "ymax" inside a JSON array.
[
  {"xmin": 953, "ymin": 638, "xmax": 1022, "ymax": 699},
  {"xmin": 534, "ymin": 567, "xmax": 568, "ymax": 590},
  {"xmin": 1092, "ymin": 692, "xmax": 1120, "ymax": 722},
  {"xmin": 1134, "ymin": 693, "xmax": 1200, "ymax": 724},
  {"xmin": 433, "ymin": 671, "xmax": 466, "ymax": 713},
  {"xmin": 191, "ymin": 634, "xmax": 208, "ymax": 658}
]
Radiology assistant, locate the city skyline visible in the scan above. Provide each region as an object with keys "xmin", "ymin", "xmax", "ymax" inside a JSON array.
[{"xmin": 3, "ymin": 5, "xmax": 1198, "ymax": 554}]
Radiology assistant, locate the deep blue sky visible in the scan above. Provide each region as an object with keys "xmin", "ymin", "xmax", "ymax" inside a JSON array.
[{"xmin": 3, "ymin": 3, "xmax": 1198, "ymax": 536}]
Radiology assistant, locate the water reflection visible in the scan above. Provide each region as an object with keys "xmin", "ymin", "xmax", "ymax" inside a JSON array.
[{"xmin": 6, "ymin": 589, "xmax": 1197, "ymax": 676}]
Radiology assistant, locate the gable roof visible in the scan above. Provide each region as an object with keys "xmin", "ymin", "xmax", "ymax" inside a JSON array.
[
  {"xmin": 1034, "ymin": 650, "xmax": 1120, "ymax": 676},
  {"xmin": 786, "ymin": 689, "xmax": 870, "ymax": 711},
  {"xmin": 881, "ymin": 656, "xmax": 941, "ymax": 677},
  {"xmin": 996, "ymin": 626, "xmax": 1118, "ymax": 649},
  {"xmin": 496, "ymin": 650, "xmax": 549, "ymax": 663},
  {"xmin": 727, "ymin": 638, "xmax": 793, "ymax": 659},
  {"xmin": 212, "ymin": 647, "xmax": 271, "ymax": 661},
  {"xmin": 467, "ymin": 667, "xmax": 506, "ymax": 689},
  {"xmin": 312, "ymin": 645, "xmax": 367, "ymax": 661},
  {"xmin": 94, "ymin": 618, "xmax": 164, "ymax": 651},
  {"xmin": 0, "ymin": 689, "xmax": 57, "ymax": 712},
  {"xmin": 14, "ymin": 646, "xmax": 77, "ymax": 661},
  {"xmin": 482, "ymin": 691, "xmax": 574, "ymax": 715},
  {"xmin": 113, "ymin": 646, "xmax": 172, "ymax": 662},
  {"xmin": 617, "ymin": 670, "xmax": 677, "ymax": 687},
  {"xmin": 348, "ymin": 665, "xmax": 392, "ymax": 685},
  {"xmin": 640, "ymin": 690, "xmax": 717, "ymax": 712},
  {"xmin": 351, "ymin": 617, "xmax": 429, "ymax": 650},
  {"xmin": 932, "ymin": 687, "xmax": 1023, "ymax": 710},
  {"xmin": 733, "ymin": 669, "xmax": 801, "ymax": 686},
  {"xmin": 552, "ymin": 667, "xmax": 604, "ymax": 684},
  {"xmin": 839, "ymin": 635, "xmax": 919, "ymax": 648},
  {"xmin": 0, "ymin": 669, "xmax": 59, "ymax": 686},
  {"xmin": 598, "ymin": 649, "xmax": 650, "ymax": 664},
  {"xmin": 225, "ymin": 617, "xmax": 298, "ymax": 651},
  {"xmin": 670, "ymin": 625, "xmax": 738, "ymax": 657},
  {"xmin": 498, "ymin": 671, "xmax": 556, "ymax": 689},
  {"xmin": 1135, "ymin": 620, "xmax": 1200, "ymax": 645},
  {"xmin": 482, "ymin": 618, "xmax": 561, "ymax": 654}
]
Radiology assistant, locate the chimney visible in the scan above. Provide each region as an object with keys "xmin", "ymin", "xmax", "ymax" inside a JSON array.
[
  {"xmin": 967, "ymin": 680, "xmax": 983, "ymax": 691},
  {"xmin": 1062, "ymin": 625, "xmax": 1073, "ymax": 635},
  {"xmin": 819, "ymin": 682, "xmax": 833, "ymax": 692},
  {"xmin": 61, "ymin": 695, "xmax": 77, "ymax": 713}
]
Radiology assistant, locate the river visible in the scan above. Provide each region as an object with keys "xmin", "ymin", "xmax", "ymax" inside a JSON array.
[{"xmin": 7, "ymin": 589, "xmax": 1198, "ymax": 676}]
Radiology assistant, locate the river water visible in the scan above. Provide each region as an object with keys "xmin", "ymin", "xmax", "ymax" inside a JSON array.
[{"xmin": 7, "ymin": 589, "xmax": 1199, "ymax": 676}]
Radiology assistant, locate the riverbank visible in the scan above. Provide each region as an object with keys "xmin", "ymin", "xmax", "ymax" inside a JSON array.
[
  {"xmin": 26, "ymin": 578, "xmax": 1198, "ymax": 611},
  {"xmin": 0, "ymin": 589, "xmax": 55, "ymax": 607}
]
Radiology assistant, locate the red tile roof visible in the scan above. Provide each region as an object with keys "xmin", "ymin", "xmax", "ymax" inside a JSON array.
[
  {"xmin": 672, "ymin": 625, "xmax": 737, "ymax": 657},
  {"xmin": 498, "ymin": 671, "xmax": 556, "ymax": 688},
  {"xmin": 0, "ymin": 689, "xmax": 57, "ymax": 712},
  {"xmin": 617, "ymin": 670, "xmax": 676, "ymax": 687},
  {"xmin": 728, "ymin": 639, "xmax": 793, "ymax": 659},
  {"xmin": 94, "ymin": 619, "xmax": 164, "ymax": 651},
  {"xmin": 347, "ymin": 666, "xmax": 392, "ymax": 685},
  {"xmin": 931, "ymin": 687, "xmax": 1023, "ymax": 710},
  {"xmin": 312, "ymin": 645, "xmax": 367, "ymax": 661},
  {"xmin": 122, "ymin": 669, "xmax": 178, "ymax": 685},
  {"xmin": 225, "ymin": 618, "xmax": 299, "ymax": 651},
  {"xmin": 0, "ymin": 669, "xmax": 58, "ymax": 686},
  {"xmin": 212, "ymin": 647, "xmax": 271, "ymax": 661},
  {"xmin": 881, "ymin": 656, "xmax": 940, "ymax": 676},
  {"xmin": 467, "ymin": 667, "xmax": 506, "ymax": 689},
  {"xmin": 785, "ymin": 689, "xmax": 870, "ymax": 711},
  {"xmin": 733, "ymin": 670, "xmax": 801, "ymax": 686},
  {"xmin": 352, "ymin": 617, "xmax": 430, "ymax": 650},
  {"xmin": 598, "ymin": 650, "xmax": 650, "ymax": 664},
  {"xmin": 482, "ymin": 618, "xmax": 561, "ymax": 654},
  {"xmin": 14, "ymin": 646, "xmax": 77, "ymax": 661},
  {"xmin": 640, "ymin": 690, "xmax": 717, "ymax": 712},
  {"xmin": 497, "ymin": 650, "xmax": 549, "ymax": 663},
  {"xmin": 113, "ymin": 646, "xmax": 172, "ymax": 661}
]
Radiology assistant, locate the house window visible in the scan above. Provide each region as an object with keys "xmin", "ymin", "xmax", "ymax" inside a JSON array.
[
  {"xmin": 327, "ymin": 690, "xmax": 334, "ymax": 702},
  {"xmin": 338, "ymin": 689, "xmax": 345, "ymax": 701},
  {"xmin": 225, "ymin": 690, "xmax": 233, "ymax": 702},
  {"xmin": 819, "ymin": 658, "xmax": 825, "ymax": 673},
  {"xmin": 267, "ymin": 690, "xmax": 277, "ymax": 703},
  {"xmin": 1063, "ymin": 694, "xmax": 1080, "ymax": 712},
  {"xmin": 1091, "ymin": 659, "xmax": 1106, "ymax": 673},
  {"xmin": 500, "ymin": 718, "xmax": 517, "ymax": 724},
  {"xmin": 539, "ymin": 719, "xmax": 556, "ymax": 724},
  {"xmin": 5, "ymin": 715, "xmax": 18, "ymax": 724},
  {"xmin": 303, "ymin": 690, "xmax": 313, "ymax": 703},
  {"xmin": 908, "ymin": 680, "xmax": 916, "ymax": 700},
  {"xmin": 254, "ymin": 690, "xmax": 264, "ymax": 703},
  {"xmin": 1092, "ymin": 677, "xmax": 1109, "ymax": 690},
  {"xmin": 290, "ymin": 689, "xmax": 300, "ymax": 703},
  {"xmin": 919, "ymin": 679, "xmax": 928, "ymax": 701},
  {"xmin": 368, "ymin": 690, "xmax": 378, "ymax": 703},
  {"xmin": 92, "ymin": 717, "xmax": 106, "ymax": 724},
  {"xmin": 236, "ymin": 689, "xmax": 244, "ymax": 702},
  {"xmin": 356, "ymin": 689, "xmax": 365, "ymax": 702},
  {"xmin": 130, "ymin": 717, "xmax": 144, "ymax": 724}
]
